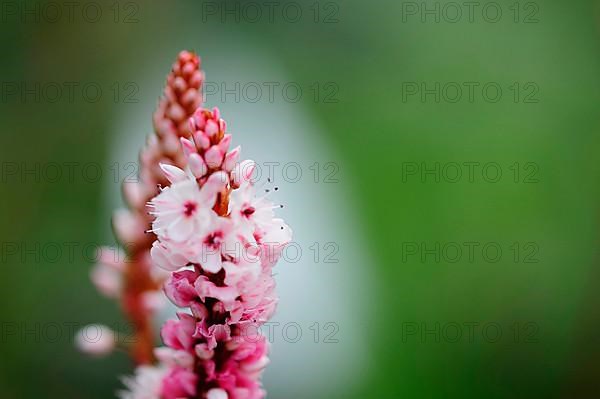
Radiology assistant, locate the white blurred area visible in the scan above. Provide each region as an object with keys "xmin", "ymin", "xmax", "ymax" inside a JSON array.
[{"xmin": 105, "ymin": 35, "xmax": 373, "ymax": 398}]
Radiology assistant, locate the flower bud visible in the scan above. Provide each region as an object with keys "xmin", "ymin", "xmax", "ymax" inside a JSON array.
[
  {"xmin": 76, "ymin": 324, "xmax": 115, "ymax": 357},
  {"xmin": 223, "ymin": 146, "xmax": 241, "ymax": 172},
  {"xmin": 113, "ymin": 209, "xmax": 144, "ymax": 244},
  {"xmin": 179, "ymin": 137, "xmax": 196, "ymax": 157},
  {"xmin": 204, "ymin": 146, "xmax": 224, "ymax": 168},
  {"xmin": 90, "ymin": 262, "xmax": 121, "ymax": 298},
  {"xmin": 189, "ymin": 153, "xmax": 208, "ymax": 178},
  {"xmin": 218, "ymin": 134, "xmax": 232, "ymax": 153}
]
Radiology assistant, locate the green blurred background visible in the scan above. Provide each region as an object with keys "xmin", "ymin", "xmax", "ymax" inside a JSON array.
[{"xmin": 1, "ymin": 0, "xmax": 600, "ymax": 397}]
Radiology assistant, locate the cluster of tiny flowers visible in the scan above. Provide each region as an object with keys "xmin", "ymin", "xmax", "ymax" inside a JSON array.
[
  {"xmin": 116, "ymin": 50, "xmax": 205, "ymax": 250},
  {"xmin": 119, "ymin": 107, "xmax": 292, "ymax": 399},
  {"xmin": 83, "ymin": 51, "xmax": 205, "ymax": 363}
]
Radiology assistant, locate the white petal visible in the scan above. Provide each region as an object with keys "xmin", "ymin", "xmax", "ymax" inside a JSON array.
[
  {"xmin": 168, "ymin": 217, "xmax": 194, "ymax": 242},
  {"xmin": 150, "ymin": 243, "xmax": 179, "ymax": 271},
  {"xmin": 159, "ymin": 163, "xmax": 187, "ymax": 184}
]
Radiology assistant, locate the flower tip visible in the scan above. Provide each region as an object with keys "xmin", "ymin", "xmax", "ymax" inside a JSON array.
[{"xmin": 178, "ymin": 50, "xmax": 194, "ymax": 63}]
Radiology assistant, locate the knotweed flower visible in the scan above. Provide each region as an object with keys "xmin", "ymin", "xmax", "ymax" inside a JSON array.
[
  {"xmin": 120, "ymin": 105, "xmax": 292, "ymax": 398},
  {"xmin": 84, "ymin": 51, "xmax": 205, "ymax": 365}
]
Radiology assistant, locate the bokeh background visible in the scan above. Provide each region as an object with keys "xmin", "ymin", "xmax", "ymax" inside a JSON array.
[{"xmin": 1, "ymin": 0, "xmax": 600, "ymax": 398}]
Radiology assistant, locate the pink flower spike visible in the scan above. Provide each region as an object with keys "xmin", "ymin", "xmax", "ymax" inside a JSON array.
[
  {"xmin": 140, "ymin": 53, "xmax": 293, "ymax": 399},
  {"xmin": 189, "ymin": 153, "xmax": 208, "ymax": 178},
  {"xmin": 88, "ymin": 51, "xmax": 206, "ymax": 369},
  {"xmin": 160, "ymin": 163, "xmax": 187, "ymax": 184}
]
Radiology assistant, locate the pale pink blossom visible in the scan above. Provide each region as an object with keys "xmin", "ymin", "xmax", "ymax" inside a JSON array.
[
  {"xmin": 150, "ymin": 178, "xmax": 214, "ymax": 243},
  {"xmin": 142, "ymin": 75, "xmax": 292, "ymax": 398},
  {"xmin": 229, "ymin": 181, "xmax": 277, "ymax": 239},
  {"xmin": 191, "ymin": 211, "xmax": 234, "ymax": 273},
  {"xmin": 257, "ymin": 218, "xmax": 293, "ymax": 268}
]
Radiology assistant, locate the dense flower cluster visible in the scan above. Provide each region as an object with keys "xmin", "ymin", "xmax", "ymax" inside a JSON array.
[
  {"xmin": 120, "ymin": 107, "xmax": 291, "ymax": 399},
  {"xmin": 84, "ymin": 51, "xmax": 205, "ymax": 363}
]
